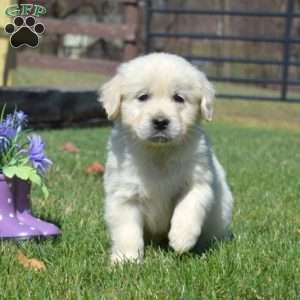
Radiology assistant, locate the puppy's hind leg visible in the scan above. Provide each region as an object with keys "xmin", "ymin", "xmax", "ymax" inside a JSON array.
[{"xmin": 106, "ymin": 201, "xmax": 144, "ymax": 264}]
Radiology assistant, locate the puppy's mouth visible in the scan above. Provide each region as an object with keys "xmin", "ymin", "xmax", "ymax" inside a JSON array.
[{"xmin": 148, "ymin": 133, "xmax": 172, "ymax": 144}]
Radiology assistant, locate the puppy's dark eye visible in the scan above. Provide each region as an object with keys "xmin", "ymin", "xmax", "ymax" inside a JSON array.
[
  {"xmin": 173, "ymin": 94, "xmax": 185, "ymax": 103},
  {"xmin": 138, "ymin": 94, "xmax": 150, "ymax": 102}
]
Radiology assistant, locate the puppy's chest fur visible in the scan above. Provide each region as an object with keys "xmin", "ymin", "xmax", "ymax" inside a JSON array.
[
  {"xmin": 106, "ymin": 127, "xmax": 207, "ymax": 238},
  {"xmin": 132, "ymin": 151, "xmax": 190, "ymax": 237}
]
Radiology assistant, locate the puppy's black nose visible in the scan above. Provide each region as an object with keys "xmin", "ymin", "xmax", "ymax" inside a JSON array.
[{"xmin": 152, "ymin": 117, "xmax": 169, "ymax": 131}]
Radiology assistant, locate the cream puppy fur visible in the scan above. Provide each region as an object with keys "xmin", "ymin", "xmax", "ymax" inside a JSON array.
[{"xmin": 99, "ymin": 53, "xmax": 233, "ymax": 264}]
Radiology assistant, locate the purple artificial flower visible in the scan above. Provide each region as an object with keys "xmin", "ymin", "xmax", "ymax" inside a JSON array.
[
  {"xmin": 0, "ymin": 111, "xmax": 28, "ymax": 136},
  {"xmin": 15, "ymin": 111, "xmax": 28, "ymax": 132},
  {"xmin": 0, "ymin": 135, "xmax": 11, "ymax": 154},
  {"xmin": 0, "ymin": 123, "xmax": 16, "ymax": 139},
  {"xmin": 3, "ymin": 113, "xmax": 14, "ymax": 128},
  {"xmin": 27, "ymin": 135, "xmax": 52, "ymax": 175}
]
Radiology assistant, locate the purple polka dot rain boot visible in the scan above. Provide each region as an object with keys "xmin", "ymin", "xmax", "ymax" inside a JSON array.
[
  {"xmin": 0, "ymin": 175, "xmax": 42, "ymax": 239},
  {"xmin": 15, "ymin": 179, "xmax": 60, "ymax": 237}
]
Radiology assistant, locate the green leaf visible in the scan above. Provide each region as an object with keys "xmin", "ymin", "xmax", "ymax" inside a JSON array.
[
  {"xmin": 28, "ymin": 170, "xmax": 42, "ymax": 186},
  {"xmin": 3, "ymin": 166, "xmax": 18, "ymax": 178},
  {"xmin": 14, "ymin": 166, "xmax": 33, "ymax": 180},
  {"xmin": 17, "ymin": 157, "xmax": 29, "ymax": 166},
  {"xmin": 41, "ymin": 184, "xmax": 49, "ymax": 199},
  {"xmin": 0, "ymin": 104, "xmax": 6, "ymax": 122}
]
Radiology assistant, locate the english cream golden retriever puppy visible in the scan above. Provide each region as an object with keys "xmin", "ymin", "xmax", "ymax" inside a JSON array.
[{"xmin": 100, "ymin": 53, "xmax": 233, "ymax": 264}]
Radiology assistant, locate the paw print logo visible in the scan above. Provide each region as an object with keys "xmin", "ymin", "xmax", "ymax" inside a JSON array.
[{"xmin": 4, "ymin": 16, "xmax": 45, "ymax": 48}]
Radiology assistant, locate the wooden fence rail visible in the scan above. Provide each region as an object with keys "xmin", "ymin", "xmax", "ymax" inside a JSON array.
[
  {"xmin": 38, "ymin": 17, "xmax": 134, "ymax": 40},
  {"xmin": 18, "ymin": 0, "xmax": 139, "ymax": 74},
  {"xmin": 18, "ymin": 52, "xmax": 118, "ymax": 75}
]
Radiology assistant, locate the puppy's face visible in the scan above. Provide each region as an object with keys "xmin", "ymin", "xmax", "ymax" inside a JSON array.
[{"xmin": 100, "ymin": 53, "xmax": 214, "ymax": 145}]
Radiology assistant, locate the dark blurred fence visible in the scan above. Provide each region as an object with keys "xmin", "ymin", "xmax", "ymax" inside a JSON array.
[{"xmin": 145, "ymin": 0, "xmax": 300, "ymax": 102}]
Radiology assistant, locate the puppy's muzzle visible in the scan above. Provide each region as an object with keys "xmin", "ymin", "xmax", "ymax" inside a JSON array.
[
  {"xmin": 152, "ymin": 117, "xmax": 169, "ymax": 131},
  {"xmin": 149, "ymin": 117, "xmax": 171, "ymax": 144}
]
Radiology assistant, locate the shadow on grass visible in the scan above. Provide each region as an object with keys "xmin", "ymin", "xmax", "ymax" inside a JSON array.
[{"xmin": 145, "ymin": 231, "xmax": 234, "ymax": 258}]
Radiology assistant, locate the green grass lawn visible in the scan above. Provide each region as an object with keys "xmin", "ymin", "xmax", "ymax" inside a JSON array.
[
  {"xmin": 0, "ymin": 123, "xmax": 299, "ymax": 299},
  {"xmin": 1, "ymin": 66, "xmax": 299, "ymax": 298}
]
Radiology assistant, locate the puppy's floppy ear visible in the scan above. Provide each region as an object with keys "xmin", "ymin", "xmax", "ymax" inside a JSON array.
[
  {"xmin": 98, "ymin": 74, "xmax": 122, "ymax": 120},
  {"xmin": 198, "ymin": 72, "xmax": 215, "ymax": 121}
]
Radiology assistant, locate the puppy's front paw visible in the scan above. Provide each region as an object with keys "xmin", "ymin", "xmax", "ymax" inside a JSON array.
[
  {"xmin": 111, "ymin": 251, "xmax": 143, "ymax": 265},
  {"xmin": 168, "ymin": 223, "xmax": 201, "ymax": 254}
]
